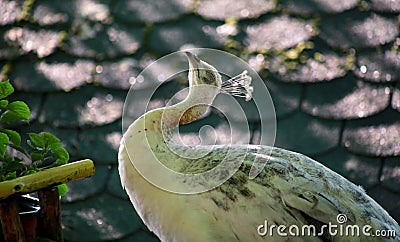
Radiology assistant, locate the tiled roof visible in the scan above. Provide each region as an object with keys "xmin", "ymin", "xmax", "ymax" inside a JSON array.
[{"xmin": 1, "ymin": 0, "xmax": 399, "ymax": 241}]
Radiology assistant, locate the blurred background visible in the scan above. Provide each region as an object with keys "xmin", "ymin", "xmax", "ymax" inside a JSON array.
[{"xmin": 1, "ymin": 0, "xmax": 399, "ymax": 241}]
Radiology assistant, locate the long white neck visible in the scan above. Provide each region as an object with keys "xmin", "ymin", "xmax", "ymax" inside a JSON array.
[
  {"xmin": 149, "ymin": 84, "xmax": 219, "ymax": 139},
  {"xmin": 121, "ymin": 84, "xmax": 219, "ymax": 182}
]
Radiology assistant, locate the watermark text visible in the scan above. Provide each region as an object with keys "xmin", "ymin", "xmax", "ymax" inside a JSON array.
[{"xmin": 257, "ymin": 214, "xmax": 396, "ymax": 238}]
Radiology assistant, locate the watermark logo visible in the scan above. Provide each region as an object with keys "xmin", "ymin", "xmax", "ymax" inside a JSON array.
[
  {"xmin": 257, "ymin": 213, "xmax": 397, "ymax": 238},
  {"xmin": 122, "ymin": 48, "xmax": 276, "ymax": 194},
  {"xmin": 336, "ymin": 213, "xmax": 347, "ymax": 224}
]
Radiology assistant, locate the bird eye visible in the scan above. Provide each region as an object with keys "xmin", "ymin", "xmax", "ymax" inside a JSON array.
[{"xmin": 203, "ymin": 71, "xmax": 215, "ymax": 84}]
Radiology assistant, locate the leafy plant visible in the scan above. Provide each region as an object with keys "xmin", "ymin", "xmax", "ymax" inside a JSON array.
[{"xmin": 0, "ymin": 80, "xmax": 69, "ymax": 196}]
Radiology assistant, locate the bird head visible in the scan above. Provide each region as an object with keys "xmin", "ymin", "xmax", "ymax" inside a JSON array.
[
  {"xmin": 185, "ymin": 52, "xmax": 222, "ymax": 89},
  {"xmin": 185, "ymin": 51, "xmax": 253, "ymax": 102}
]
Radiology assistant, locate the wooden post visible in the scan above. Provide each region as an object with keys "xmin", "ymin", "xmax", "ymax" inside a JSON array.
[
  {"xmin": 37, "ymin": 187, "xmax": 63, "ymax": 242},
  {"xmin": 0, "ymin": 159, "xmax": 95, "ymax": 241},
  {"xmin": 0, "ymin": 197, "xmax": 25, "ymax": 242}
]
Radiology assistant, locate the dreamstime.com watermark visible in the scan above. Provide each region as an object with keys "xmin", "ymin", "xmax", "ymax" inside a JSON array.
[{"xmin": 257, "ymin": 214, "xmax": 397, "ymax": 238}]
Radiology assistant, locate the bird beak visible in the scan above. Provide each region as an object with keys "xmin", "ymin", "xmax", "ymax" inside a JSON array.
[{"xmin": 185, "ymin": 51, "xmax": 200, "ymax": 69}]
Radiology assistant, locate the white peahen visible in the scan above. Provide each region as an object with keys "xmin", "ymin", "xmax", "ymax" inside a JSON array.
[{"xmin": 119, "ymin": 52, "xmax": 400, "ymax": 241}]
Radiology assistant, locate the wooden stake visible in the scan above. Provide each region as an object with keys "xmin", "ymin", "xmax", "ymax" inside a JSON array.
[
  {"xmin": 37, "ymin": 187, "xmax": 63, "ymax": 242},
  {"xmin": 0, "ymin": 197, "xmax": 25, "ymax": 242},
  {"xmin": 0, "ymin": 159, "xmax": 95, "ymax": 241}
]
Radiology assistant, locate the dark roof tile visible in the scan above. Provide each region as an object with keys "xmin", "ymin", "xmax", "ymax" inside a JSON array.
[
  {"xmin": 302, "ymin": 77, "xmax": 391, "ymax": 119},
  {"xmin": 40, "ymin": 85, "xmax": 124, "ymax": 127},
  {"xmin": 31, "ymin": 0, "xmax": 70, "ymax": 26},
  {"xmin": 320, "ymin": 11, "xmax": 399, "ymax": 49},
  {"xmin": 62, "ymin": 164, "xmax": 110, "ymax": 202},
  {"xmin": 343, "ymin": 109, "xmax": 400, "ymax": 157},
  {"xmin": 122, "ymin": 85, "xmax": 180, "ymax": 131},
  {"xmin": 368, "ymin": 185, "xmax": 400, "ymax": 221},
  {"xmin": 269, "ymin": 50, "xmax": 348, "ymax": 83},
  {"xmin": 281, "ymin": 0, "xmax": 358, "ymax": 14},
  {"xmin": 213, "ymin": 95, "xmax": 275, "ymax": 122},
  {"xmin": 10, "ymin": 56, "xmax": 95, "ymax": 92},
  {"xmin": 366, "ymin": 0, "xmax": 400, "ymax": 13},
  {"xmin": 381, "ymin": 157, "xmax": 400, "ymax": 193},
  {"xmin": 4, "ymin": 27, "xmax": 62, "ymax": 58},
  {"xmin": 62, "ymin": 194, "xmax": 142, "ymax": 241},
  {"xmin": 354, "ymin": 49, "xmax": 400, "ymax": 83},
  {"xmin": 64, "ymin": 22, "xmax": 142, "ymax": 59},
  {"xmin": 0, "ymin": 27, "xmax": 22, "ymax": 59},
  {"xmin": 69, "ymin": 0, "xmax": 111, "ymax": 23},
  {"xmin": 77, "ymin": 122, "xmax": 121, "ymax": 164},
  {"xmin": 149, "ymin": 15, "xmax": 226, "ymax": 54},
  {"xmin": 244, "ymin": 15, "xmax": 314, "ymax": 51},
  {"xmin": 119, "ymin": 230, "xmax": 160, "ymax": 242},
  {"xmin": 196, "ymin": 0, "xmax": 275, "ymax": 20},
  {"xmin": 315, "ymin": 148, "xmax": 381, "ymax": 189},
  {"xmin": 94, "ymin": 58, "xmax": 140, "ymax": 90},
  {"xmin": 107, "ymin": 166, "xmax": 128, "ymax": 199},
  {"xmin": 0, "ymin": 0, "xmax": 23, "ymax": 26},
  {"xmin": 275, "ymin": 111, "xmax": 341, "ymax": 155},
  {"xmin": 76, "ymin": 91, "xmax": 124, "ymax": 127},
  {"xmin": 113, "ymin": 0, "xmax": 195, "ymax": 23},
  {"xmin": 32, "ymin": 0, "xmax": 111, "ymax": 26},
  {"xmin": 266, "ymin": 79, "xmax": 301, "ymax": 118},
  {"xmin": 130, "ymin": 57, "xmax": 190, "ymax": 90},
  {"xmin": 6, "ymin": 91, "xmax": 42, "ymax": 121}
]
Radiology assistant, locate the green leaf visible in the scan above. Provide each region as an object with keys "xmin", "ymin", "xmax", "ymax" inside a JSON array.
[
  {"xmin": 48, "ymin": 147, "xmax": 69, "ymax": 168},
  {"xmin": 27, "ymin": 132, "xmax": 69, "ymax": 168},
  {"xmin": 0, "ymin": 81, "xmax": 14, "ymax": 99},
  {"xmin": 53, "ymin": 147, "xmax": 69, "ymax": 161},
  {"xmin": 27, "ymin": 140, "xmax": 35, "ymax": 149},
  {"xmin": 57, "ymin": 184, "xmax": 68, "ymax": 197},
  {"xmin": 1, "ymin": 158, "xmax": 25, "ymax": 181},
  {"xmin": 0, "ymin": 101, "xmax": 30, "ymax": 122},
  {"xmin": 3, "ymin": 161, "xmax": 25, "ymax": 172},
  {"xmin": 0, "ymin": 132, "xmax": 10, "ymax": 159},
  {"xmin": 41, "ymin": 132, "xmax": 60, "ymax": 145},
  {"xmin": 0, "ymin": 128, "xmax": 21, "ymax": 145},
  {"xmin": 48, "ymin": 143, "xmax": 62, "ymax": 150},
  {"xmin": 4, "ymin": 155, "xmax": 12, "ymax": 163},
  {"xmin": 30, "ymin": 152, "xmax": 43, "ymax": 162},
  {"xmin": 24, "ymin": 170, "xmax": 37, "ymax": 176},
  {"xmin": 3, "ymin": 171, "xmax": 17, "ymax": 180},
  {"xmin": 0, "ymin": 100, "xmax": 8, "ymax": 109},
  {"xmin": 28, "ymin": 133, "xmax": 46, "ymax": 148}
]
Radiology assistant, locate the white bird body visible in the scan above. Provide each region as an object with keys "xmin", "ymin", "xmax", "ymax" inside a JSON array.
[{"xmin": 119, "ymin": 52, "xmax": 400, "ymax": 241}]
